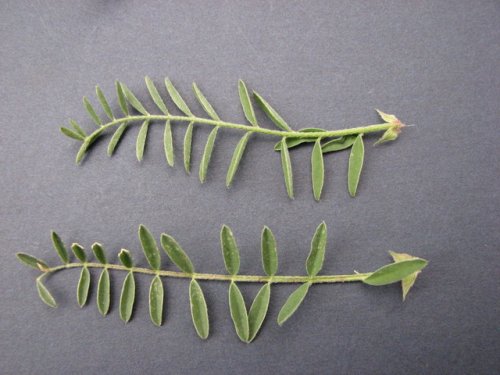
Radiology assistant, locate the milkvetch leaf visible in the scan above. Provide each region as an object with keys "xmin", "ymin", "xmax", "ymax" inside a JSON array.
[
  {"xmin": 165, "ymin": 78, "xmax": 193, "ymax": 116},
  {"xmin": 229, "ymin": 282, "xmax": 249, "ymax": 342},
  {"xmin": 277, "ymin": 282, "xmax": 311, "ymax": 326},
  {"xmin": 160, "ymin": 233, "xmax": 195, "ymax": 274},
  {"xmin": 37, "ymin": 279, "xmax": 57, "ymax": 308},
  {"xmin": 149, "ymin": 275, "xmax": 164, "ymax": 326},
  {"xmin": 145, "ymin": 76, "xmax": 169, "ymax": 115},
  {"xmin": 183, "ymin": 121, "xmax": 194, "ymax": 173},
  {"xmin": 226, "ymin": 132, "xmax": 251, "ymax": 187},
  {"xmin": 261, "ymin": 227, "xmax": 278, "ymax": 276},
  {"xmin": 136, "ymin": 120, "xmax": 150, "ymax": 161},
  {"xmin": 139, "ymin": 225, "xmax": 161, "ymax": 270},
  {"xmin": 97, "ymin": 269, "xmax": 110, "ymax": 316},
  {"xmin": 163, "ymin": 120, "xmax": 174, "ymax": 167},
  {"xmin": 363, "ymin": 259, "xmax": 428, "ymax": 286},
  {"xmin": 306, "ymin": 222, "xmax": 327, "ymax": 277},
  {"xmin": 220, "ymin": 225, "xmax": 240, "ymax": 275},
  {"xmin": 253, "ymin": 92, "xmax": 291, "ymax": 131},
  {"xmin": 16, "ymin": 253, "xmax": 49, "ymax": 271},
  {"xmin": 51, "ymin": 231, "xmax": 69, "ymax": 264},
  {"xmin": 311, "ymin": 138, "xmax": 324, "ymax": 201},
  {"xmin": 248, "ymin": 283, "xmax": 271, "ymax": 342},
  {"xmin": 193, "ymin": 83, "xmax": 220, "ymax": 120},
  {"xmin": 348, "ymin": 134, "xmax": 364, "ymax": 197},
  {"xmin": 119, "ymin": 272, "xmax": 136, "ymax": 323},
  {"xmin": 189, "ymin": 279, "xmax": 209, "ymax": 339},
  {"xmin": 280, "ymin": 138, "xmax": 294, "ymax": 199},
  {"xmin": 121, "ymin": 83, "xmax": 149, "ymax": 115},
  {"xmin": 95, "ymin": 86, "xmax": 114, "ymax": 120},
  {"xmin": 77, "ymin": 267, "xmax": 90, "ymax": 307},
  {"xmin": 238, "ymin": 80, "xmax": 258, "ymax": 127},
  {"xmin": 199, "ymin": 126, "xmax": 219, "ymax": 183}
]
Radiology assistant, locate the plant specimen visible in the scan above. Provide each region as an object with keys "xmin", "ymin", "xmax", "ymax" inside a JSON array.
[
  {"xmin": 60, "ymin": 78, "xmax": 405, "ymax": 200},
  {"xmin": 17, "ymin": 223, "xmax": 427, "ymax": 343}
]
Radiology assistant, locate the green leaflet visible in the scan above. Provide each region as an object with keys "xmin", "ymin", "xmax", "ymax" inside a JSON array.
[
  {"xmin": 77, "ymin": 267, "xmax": 90, "ymax": 307},
  {"xmin": 51, "ymin": 231, "xmax": 69, "ymax": 264},
  {"xmin": 95, "ymin": 86, "xmax": 114, "ymax": 120},
  {"xmin": 160, "ymin": 233, "xmax": 195, "ymax": 274},
  {"xmin": 199, "ymin": 126, "xmax": 219, "ymax": 183},
  {"xmin": 121, "ymin": 83, "xmax": 149, "ymax": 115},
  {"xmin": 97, "ymin": 269, "xmax": 110, "ymax": 316},
  {"xmin": 119, "ymin": 249, "xmax": 133, "ymax": 268},
  {"xmin": 149, "ymin": 276, "xmax": 164, "ymax": 326},
  {"xmin": 226, "ymin": 132, "xmax": 251, "ymax": 187},
  {"xmin": 321, "ymin": 135, "xmax": 357, "ymax": 153},
  {"xmin": 363, "ymin": 259, "xmax": 428, "ymax": 286},
  {"xmin": 69, "ymin": 120, "xmax": 86, "ymax": 137},
  {"xmin": 229, "ymin": 282, "xmax": 249, "ymax": 342},
  {"xmin": 16, "ymin": 253, "xmax": 48, "ymax": 271},
  {"xmin": 280, "ymin": 138, "xmax": 294, "ymax": 199},
  {"xmin": 71, "ymin": 243, "xmax": 86, "ymax": 262},
  {"xmin": 145, "ymin": 76, "xmax": 169, "ymax": 115},
  {"xmin": 253, "ymin": 92, "xmax": 291, "ymax": 131},
  {"xmin": 183, "ymin": 121, "xmax": 194, "ymax": 174},
  {"xmin": 91, "ymin": 243, "xmax": 107, "ymax": 264},
  {"xmin": 220, "ymin": 225, "xmax": 240, "ymax": 275},
  {"xmin": 119, "ymin": 272, "xmax": 136, "ymax": 323},
  {"xmin": 83, "ymin": 96, "xmax": 102, "ymax": 126},
  {"xmin": 115, "ymin": 81, "xmax": 129, "ymax": 116},
  {"xmin": 248, "ymin": 283, "xmax": 271, "ymax": 342},
  {"xmin": 136, "ymin": 120, "xmax": 150, "ymax": 161},
  {"xmin": 192, "ymin": 82, "xmax": 220, "ymax": 120},
  {"xmin": 60, "ymin": 127, "xmax": 85, "ymax": 141},
  {"xmin": 277, "ymin": 282, "xmax": 311, "ymax": 326},
  {"xmin": 163, "ymin": 120, "xmax": 174, "ymax": 167},
  {"xmin": 139, "ymin": 225, "xmax": 161, "ymax": 270},
  {"xmin": 390, "ymin": 251, "xmax": 422, "ymax": 300},
  {"xmin": 238, "ymin": 80, "xmax": 258, "ymax": 127},
  {"xmin": 306, "ymin": 222, "xmax": 327, "ymax": 277},
  {"xmin": 36, "ymin": 279, "xmax": 57, "ymax": 308},
  {"xmin": 165, "ymin": 78, "xmax": 193, "ymax": 116},
  {"xmin": 274, "ymin": 128, "xmax": 325, "ymax": 151},
  {"xmin": 261, "ymin": 226, "xmax": 278, "ymax": 276},
  {"xmin": 348, "ymin": 134, "xmax": 364, "ymax": 197},
  {"xmin": 311, "ymin": 138, "xmax": 324, "ymax": 201},
  {"xmin": 75, "ymin": 137, "xmax": 91, "ymax": 164},
  {"xmin": 107, "ymin": 122, "xmax": 128, "ymax": 156},
  {"xmin": 189, "ymin": 279, "xmax": 209, "ymax": 339}
]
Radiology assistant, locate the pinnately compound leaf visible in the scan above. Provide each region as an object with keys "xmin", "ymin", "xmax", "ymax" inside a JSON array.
[
  {"xmin": 97, "ymin": 269, "xmax": 110, "ymax": 316},
  {"xmin": 253, "ymin": 92, "xmax": 292, "ymax": 131},
  {"xmin": 238, "ymin": 80, "xmax": 258, "ymax": 127},
  {"xmin": 277, "ymin": 282, "xmax": 311, "ymax": 326},
  {"xmin": 321, "ymin": 135, "xmax": 357, "ymax": 153},
  {"xmin": 189, "ymin": 279, "xmax": 209, "ymax": 339},
  {"xmin": 248, "ymin": 283, "xmax": 271, "ymax": 342},
  {"xmin": 220, "ymin": 225, "xmax": 240, "ymax": 275},
  {"xmin": 51, "ymin": 231, "xmax": 69, "ymax": 264},
  {"xmin": 363, "ymin": 259, "xmax": 428, "ymax": 286},
  {"xmin": 348, "ymin": 134, "xmax": 364, "ymax": 197},
  {"xmin": 160, "ymin": 233, "xmax": 195, "ymax": 274},
  {"xmin": 119, "ymin": 272, "xmax": 136, "ymax": 323},
  {"xmin": 389, "ymin": 251, "xmax": 422, "ymax": 301},
  {"xmin": 306, "ymin": 222, "xmax": 327, "ymax": 277},
  {"xmin": 60, "ymin": 127, "xmax": 85, "ymax": 141},
  {"xmin": 145, "ymin": 76, "xmax": 169, "ymax": 115},
  {"xmin": 136, "ymin": 120, "xmax": 150, "ymax": 161},
  {"xmin": 95, "ymin": 86, "xmax": 114, "ymax": 120},
  {"xmin": 107, "ymin": 122, "xmax": 128, "ymax": 156},
  {"xmin": 91, "ymin": 243, "xmax": 107, "ymax": 264},
  {"xmin": 149, "ymin": 275, "xmax": 164, "ymax": 326},
  {"xmin": 199, "ymin": 126, "xmax": 219, "ymax": 183},
  {"xmin": 311, "ymin": 138, "xmax": 324, "ymax": 201},
  {"xmin": 183, "ymin": 121, "xmax": 194, "ymax": 173},
  {"xmin": 226, "ymin": 132, "xmax": 251, "ymax": 187},
  {"xmin": 165, "ymin": 78, "xmax": 193, "ymax": 116},
  {"xmin": 280, "ymin": 138, "xmax": 294, "ymax": 199},
  {"xmin": 121, "ymin": 83, "xmax": 149, "ymax": 115},
  {"xmin": 139, "ymin": 225, "xmax": 161, "ymax": 270},
  {"xmin": 229, "ymin": 282, "xmax": 249, "ymax": 342},
  {"xmin": 163, "ymin": 120, "xmax": 174, "ymax": 167},
  {"xmin": 36, "ymin": 279, "xmax": 57, "ymax": 308},
  {"xmin": 16, "ymin": 253, "xmax": 48, "ymax": 271},
  {"xmin": 119, "ymin": 249, "xmax": 133, "ymax": 268},
  {"xmin": 83, "ymin": 97, "xmax": 102, "ymax": 126},
  {"xmin": 192, "ymin": 83, "xmax": 220, "ymax": 120},
  {"xmin": 77, "ymin": 267, "xmax": 90, "ymax": 307},
  {"xmin": 71, "ymin": 243, "xmax": 86, "ymax": 262},
  {"xmin": 261, "ymin": 227, "xmax": 278, "ymax": 276},
  {"xmin": 116, "ymin": 81, "xmax": 129, "ymax": 116}
]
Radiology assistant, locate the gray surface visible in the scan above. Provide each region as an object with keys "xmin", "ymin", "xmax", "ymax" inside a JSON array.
[{"xmin": 1, "ymin": 1, "xmax": 499, "ymax": 374}]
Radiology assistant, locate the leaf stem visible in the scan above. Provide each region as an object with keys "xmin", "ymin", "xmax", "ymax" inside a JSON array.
[{"xmin": 43, "ymin": 262, "xmax": 370, "ymax": 284}]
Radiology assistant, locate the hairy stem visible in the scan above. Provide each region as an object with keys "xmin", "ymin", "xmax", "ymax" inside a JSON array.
[
  {"xmin": 43, "ymin": 262, "xmax": 370, "ymax": 284},
  {"xmin": 85, "ymin": 114, "xmax": 392, "ymax": 142}
]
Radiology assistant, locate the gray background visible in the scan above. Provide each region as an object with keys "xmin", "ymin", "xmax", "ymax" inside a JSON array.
[{"xmin": 1, "ymin": 1, "xmax": 499, "ymax": 374}]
